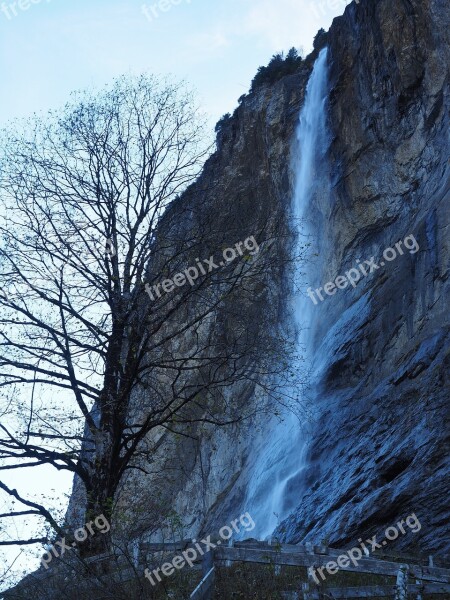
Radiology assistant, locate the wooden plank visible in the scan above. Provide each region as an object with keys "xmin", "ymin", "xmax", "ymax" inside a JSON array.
[
  {"xmin": 235, "ymin": 541, "xmax": 450, "ymax": 569},
  {"xmin": 373, "ymin": 549, "xmax": 429, "ymax": 563},
  {"xmin": 235, "ymin": 541, "xmax": 332, "ymax": 555},
  {"xmin": 214, "ymin": 547, "xmax": 450, "ymax": 583},
  {"xmin": 409, "ymin": 563, "xmax": 450, "ymax": 584},
  {"xmin": 190, "ymin": 567, "xmax": 215, "ymax": 600},
  {"xmin": 325, "ymin": 586, "xmax": 397, "ymax": 598},
  {"xmin": 323, "ymin": 583, "xmax": 450, "ymax": 598},
  {"xmin": 137, "ymin": 540, "xmax": 450, "ymax": 573},
  {"xmin": 140, "ymin": 540, "xmax": 192, "ymax": 552},
  {"xmin": 373, "ymin": 549, "xmax": 449, "ymax": 568},
  {"xmin": 418, "ymin": 582, "xmax": 450, "ymax": 594},
  {"xmin": 141, "ymin": 540, "xmax": 447, "ymax": 566},
  {"xmin": 216, "ymin": 546, "xmax": 398, "ymax": 574}
]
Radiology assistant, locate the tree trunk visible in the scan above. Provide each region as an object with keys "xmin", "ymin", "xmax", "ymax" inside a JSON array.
[{"xmin": 79, "ymin": 430, "xmax": 118, "ymax": 559}]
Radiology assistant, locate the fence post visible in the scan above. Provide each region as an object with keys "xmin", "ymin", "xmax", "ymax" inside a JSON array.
[
  {"xmin": 268, "ymin": 537, "xmax": 281, "ymax": 576},
  {"xmin": 202, "ymin": 550, "xmax": 214, "ymax": 600},
  {"xmin": 202, "ymin": 550, "xmax": 214, "ymax": 577},
  {"xmin": 316, "ymin": 543, "xmax": 328, "ymax": 555},
  {"xmin": 302, "ymin": 582, "xmax": 311, "ymax": 600},
  {"xmin": 301, "ymin": 581, "xmax": 320, "ymax": 600},
  {"xmin": 225, "ymin": 537, "xmax": 233, "ymax": 568},
  {"xmin": 394, "ymin": 564, "xmax": 409, "ymax": 600},
  {"xmin": 415, "ymin": 578, "xmax": 423, "ymax": 600},
  {"xmin": 303, "ymin": 565, "xmax": 322, "ymax": 600}
]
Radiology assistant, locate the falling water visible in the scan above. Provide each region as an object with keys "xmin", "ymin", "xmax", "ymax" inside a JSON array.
[{"xmin": 243, "ymin": 48, "xmax": 329, "ymax": 540}]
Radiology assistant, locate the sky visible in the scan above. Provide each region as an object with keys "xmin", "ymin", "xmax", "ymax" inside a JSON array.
[
  {"xmin": 0, "ymin": 0, "xmax": 351, "ymax": 126},
  {"xmin": 0, "ymin": 0, "xmax": 351, "ymax": 588}
]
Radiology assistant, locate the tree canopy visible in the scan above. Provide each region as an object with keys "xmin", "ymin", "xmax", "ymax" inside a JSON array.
[{"xmin": 251, "ymin": 47, "xmax": 303, "ymax": 92}]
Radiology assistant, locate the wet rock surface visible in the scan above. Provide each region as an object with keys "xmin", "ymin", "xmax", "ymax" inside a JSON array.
[{"xmin": 276, "ymin": 0, "xmax": 450, "ymax": 553}]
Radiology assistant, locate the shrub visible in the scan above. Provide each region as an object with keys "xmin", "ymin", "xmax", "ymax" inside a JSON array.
[
  {"xmin": 313, "ymin": 28, "xmax": 327, "ymax": 50},
  {"xmin": 250, "ymin": 47, "xmax": 303, "ymax": 92}
]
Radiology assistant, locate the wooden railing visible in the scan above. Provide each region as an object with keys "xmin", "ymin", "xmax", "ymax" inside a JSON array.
[
  {"xmin": 5, "ymin": 539, "xmax": 447, "ymax": 599},
  {"xmin": 188, "ymin": 540, "xmax": 450, "ymax": 600}
]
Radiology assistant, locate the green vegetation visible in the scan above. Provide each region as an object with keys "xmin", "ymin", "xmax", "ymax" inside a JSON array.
[
  {"xmin": 250, "ymin": 47, "xmax": 303, "ymax": 92},
  {"xmin": 313, "ymin": 28, "xmax": 327, "ymax": 51}
]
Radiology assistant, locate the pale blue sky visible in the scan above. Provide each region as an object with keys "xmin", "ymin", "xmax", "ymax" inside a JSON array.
[
  {"xmin": 0, "ymin": 0, "xmax": 349, "ymax": 126},
  {"xmin": 0, "ymin": 0, "xmax": 350, "ymax": 587}
]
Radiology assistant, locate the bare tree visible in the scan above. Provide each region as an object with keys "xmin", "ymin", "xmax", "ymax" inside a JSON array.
[{"xmin": 0, "ymin": 75, "xmax": 299, "ymax": 563}]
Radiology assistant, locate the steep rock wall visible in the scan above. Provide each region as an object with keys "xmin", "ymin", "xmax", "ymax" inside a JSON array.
[
  {"xmin": 277, "ymin": 0, "xmax": 450, "ymax": 552},
  {"xmin": 66, "ymin": 56, "xmax": 314, "ymax": 542},
  {"xmin": 67, "ymin": 0, "xmax": 449, "ymax": 554}
]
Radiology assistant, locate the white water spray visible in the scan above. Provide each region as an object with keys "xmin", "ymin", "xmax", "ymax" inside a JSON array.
[{"xmin": 243, "ymin": 48, "xmax": 329, "ymax": 540}]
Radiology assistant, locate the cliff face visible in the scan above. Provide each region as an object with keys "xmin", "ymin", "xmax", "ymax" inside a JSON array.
[
  {"xmin": 66, "ymin": 55, "xmax": 311, "ymax": 541},
  {"xmin": 69, "ymin": 0, "xmax": 449, "ymax": 553},
  {"xmin": 276, "ymin": 0, "xmax": 450, "ymax": 552},
  {"xmin": 108, "ymin": 65, "xmax": 311, "ymax": 543}
]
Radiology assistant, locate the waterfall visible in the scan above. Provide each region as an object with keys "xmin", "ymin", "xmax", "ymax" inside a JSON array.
[{"xmin": 243, "ymin": 48, "xmax": 329, "ymax": 540}]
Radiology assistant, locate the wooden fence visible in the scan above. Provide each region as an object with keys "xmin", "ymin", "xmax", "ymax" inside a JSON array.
[
  {"xmin": 188, "ymin": 540, "xmax": 450, "ymax": 600},
  {"xmin": 4, "ymin": 539, "xmax": 448, "ymax": 599}
]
